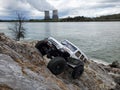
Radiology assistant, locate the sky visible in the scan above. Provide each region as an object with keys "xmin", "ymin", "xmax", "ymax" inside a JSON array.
[{"xmin": 0, "ymin": 0, "xmax": 120, "ymax": 20}]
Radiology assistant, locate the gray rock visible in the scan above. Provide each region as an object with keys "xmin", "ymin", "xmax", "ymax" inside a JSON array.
[
  {"xmin": 0, "ymin": 54, "xmax": 42, "ymax": 90},
  {"xmin": 0, "ymin": 54, "xmax": 63, "ymax": 90},
  {"xmin": 110, "ymin": 61, "xmax": 120, "ymax": 68},
  {"xmin": 114, "ymin": 76, "xmax": 120, "ymax": 85}
]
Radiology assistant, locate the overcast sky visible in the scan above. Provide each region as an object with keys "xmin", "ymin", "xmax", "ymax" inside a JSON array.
[{"xmin": 0, "ymin": 0, "xmax": 120, "ymax": 19}]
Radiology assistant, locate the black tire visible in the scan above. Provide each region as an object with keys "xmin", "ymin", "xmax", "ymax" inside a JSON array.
[
  {"xmin": 72, "ymin": 63, "xmax": 84, "ymax": 79},
  {"xmin": 35, "ymin": 41, "xmax": 48, "ymax": 55},
  {"xmin": 47, "ymin": 57, "xmax": 66, "ymax": 75}
]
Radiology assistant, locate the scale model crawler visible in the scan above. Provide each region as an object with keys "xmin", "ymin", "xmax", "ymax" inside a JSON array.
[{"xmin": 35, "ymin": 37, "xmax": 88, "ymax": 79}]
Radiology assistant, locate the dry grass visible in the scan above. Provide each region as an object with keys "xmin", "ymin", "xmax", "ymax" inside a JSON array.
[
  {"xmin": 13, "ymin": 57, "xmax": 42, "ymax": 75},
  {"xmin": 0, "ymin": 84, "xmax": 13, "ymax": 90},
  {"xmin": 55, "ymin": 79, "xmax": 69, "ymax": 90}
]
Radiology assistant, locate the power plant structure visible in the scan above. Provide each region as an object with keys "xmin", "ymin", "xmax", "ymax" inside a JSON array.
[
  {"xmin": 44, "ymin": 10, "xmax": 58, "ymax": 20},
  {"xmin": 44, "ymin": 11, "xmax": 50, "ymax": 20},
  {"xmin": 52, "ymin": 10, "xmax": 58, "ymax": 19}
]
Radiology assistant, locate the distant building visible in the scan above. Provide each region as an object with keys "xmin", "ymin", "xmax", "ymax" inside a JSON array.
[
  {"xmin": 44, "ymin": 11, "xmax": 50, "ymax": 20},
  {"xmin": 44, "ymin": 10, "xmax": 59, "ymax": 20},
  {"xmin": 52, "ymin": 10, "xmax": 58, "ymax": 20}
]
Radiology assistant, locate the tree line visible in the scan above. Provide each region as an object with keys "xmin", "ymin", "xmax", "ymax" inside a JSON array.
[{"xmin": 60, "ymin": 13, "xmax": 120, "ymax": 22}]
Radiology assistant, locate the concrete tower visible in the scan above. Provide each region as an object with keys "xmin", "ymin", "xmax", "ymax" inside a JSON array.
[
  {"xmin": 52, "ymin": 10, "xmax": 58, "ymax": 19},
  {"xmin": 44, "ymin": 11, "xmax": 50, "ymax": 20}
]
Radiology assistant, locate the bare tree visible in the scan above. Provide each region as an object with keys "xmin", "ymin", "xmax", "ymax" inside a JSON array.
[{"xmin": 9, "ymin": 12, "xmax": 26, "ymax": 41}]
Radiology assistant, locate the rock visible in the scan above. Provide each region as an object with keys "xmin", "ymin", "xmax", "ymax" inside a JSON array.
[
  {"xmin": 114, "ymin": 76, "xmax": 120, "ymax": 85},
  {"xmin": 110, "ymin": 61, "xmax": 120, "ymax": 68},
  {"xmin": 0, "ymin": 33, "xmax": 119, "ymax": 90},
  {"xmin": 0, "ymin": 54, "xmax": 63, "ymax": 90}
]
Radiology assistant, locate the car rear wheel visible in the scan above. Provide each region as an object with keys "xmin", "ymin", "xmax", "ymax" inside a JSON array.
[
  {"xmin": 35, "ymin": 41, "xmax": 48, "ymax": 55},
  {"xmin": 47, "ymin": 57, "xmax": 66, "ymax": 75}
]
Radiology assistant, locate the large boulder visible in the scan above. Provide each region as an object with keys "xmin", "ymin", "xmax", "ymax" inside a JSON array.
[{"xmin": 0, "ymin": 33, "xmax": 118, "ymax": 90}]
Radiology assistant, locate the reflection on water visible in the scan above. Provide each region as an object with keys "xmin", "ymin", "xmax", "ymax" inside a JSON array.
[
  {"xmin": 0, "ymin": 22, "xmax": 120, "ymax": 63},
  {"xmin": 44, "ymin": 23, "xmax": 51, "ymax": 38}
]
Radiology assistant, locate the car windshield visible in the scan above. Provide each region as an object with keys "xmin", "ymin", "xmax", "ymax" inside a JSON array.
[{"xmin": 61, "ymin": 40, "xmax": 77, "ymax": 52}]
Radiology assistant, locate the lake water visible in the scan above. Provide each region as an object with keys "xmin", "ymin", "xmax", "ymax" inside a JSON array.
[{"xmin": 0, "ymin": 22, "xmax": 120, "ymax": 63}]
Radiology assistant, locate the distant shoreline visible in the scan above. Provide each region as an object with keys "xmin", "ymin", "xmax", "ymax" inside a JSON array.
[
  {"xmin": 0, "ymin": 13, "xmax": 120, "ymax": 22},
  {"xmin": 0, "ymin": 20, "xmax": 120, "ymax": 22}
]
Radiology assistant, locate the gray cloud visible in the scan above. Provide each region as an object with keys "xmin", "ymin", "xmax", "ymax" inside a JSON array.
[
  {"xmin": 0, "ymin": 0, "xmax": 120, "ymax": 19},
  {"xmin": 0, "ymin": 0, "xmax": 55, "ymax": 19},
  {"xmin": 100, "ymin": 0, "xmax": 120, "ymax": 3},
  {"xmin": 88, "ymin": 3, "xmax": 116, "ymax": 9},
  {"xmin": 25, "ymin": 0, "xmax": 55, "ymax": 11},
  {"xmin": 56, "ymin": 0, "xmax": 120, "ymax": 17}
]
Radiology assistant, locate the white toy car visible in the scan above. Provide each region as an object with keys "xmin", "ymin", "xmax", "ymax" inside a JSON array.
[{"xmin": 35, "ymin": 37, "xmax": 88, "ymax": 79}]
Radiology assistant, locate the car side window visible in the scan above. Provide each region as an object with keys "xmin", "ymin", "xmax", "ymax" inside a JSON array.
[{"xmin": 80, "ymin": 55, "xmax": 84, "ymax": 60}]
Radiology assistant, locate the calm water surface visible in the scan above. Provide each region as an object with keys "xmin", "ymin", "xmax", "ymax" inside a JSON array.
[{"xmin": 0, "ymin": 22, "xmax": 120, "ymax": 63}]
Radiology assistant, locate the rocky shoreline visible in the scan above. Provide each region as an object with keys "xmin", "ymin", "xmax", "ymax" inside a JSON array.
[{"xmin": 0, "ymin": 33, "xmax": 120, "ymax": 90}]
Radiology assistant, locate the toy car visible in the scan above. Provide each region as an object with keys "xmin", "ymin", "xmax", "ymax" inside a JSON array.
[{"xmin": 35, "ymin": 37, "xmax": 88, "ymax": 79}]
